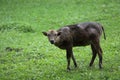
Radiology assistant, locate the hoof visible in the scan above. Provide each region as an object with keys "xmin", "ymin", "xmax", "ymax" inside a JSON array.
[
  {"xmin": 99, "ymin": 63, "xmax": 102, "ymax": 69},
  {"xmin": 89, "ymin": 63, "xmax": 93, "ymax": 67},
  {"xmin": 75, "ymin": 66, "xmax": 78, "ymax": 69},
  {"xmin": 75, "ymin": 64, "xmax": 78, "ymax": 68},
  {"xmin": 99, "ymin": 66, "xmax": 102, "ymax": 69},
  {"xmin": 67, "ymin": 67, "xmax": 71, "ymax": 71}
]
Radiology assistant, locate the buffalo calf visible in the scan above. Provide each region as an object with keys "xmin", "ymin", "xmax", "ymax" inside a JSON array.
[{"xmin": 42, "ymin": 22, "xmax": 106, "ymax": 70}]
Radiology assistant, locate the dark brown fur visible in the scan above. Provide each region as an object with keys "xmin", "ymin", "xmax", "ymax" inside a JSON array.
[{"xmin": 42, "ymin": 22, "xmax": 106, "ymax": 70}]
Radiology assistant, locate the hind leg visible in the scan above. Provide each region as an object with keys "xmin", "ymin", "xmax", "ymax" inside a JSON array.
[
  {"xmin": 98, "ymin": 46, "xmax": 103, "ymax": 69},
  {"xmin": 92, "ymin": 39, "xmax": 103, "ymax": 69},
  {"xmin": 89, "ymin": 44, "xmax": 97, "ymax": 67}
]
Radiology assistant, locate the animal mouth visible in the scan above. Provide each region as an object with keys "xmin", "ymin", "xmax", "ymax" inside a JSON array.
[{"xmin": 50, "ymin": 40, "xmax": 54, "ymax": 44}]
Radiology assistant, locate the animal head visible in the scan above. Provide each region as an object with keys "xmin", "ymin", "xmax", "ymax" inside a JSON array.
[{"xmin": 42, "ymin": 30, "xmax": 61, "ymax": 44}]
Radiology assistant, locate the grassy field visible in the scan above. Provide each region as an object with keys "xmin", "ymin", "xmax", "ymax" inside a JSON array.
[{"xmin": 0, "ymin": 0, "xmax": 120, "ymax": 80}]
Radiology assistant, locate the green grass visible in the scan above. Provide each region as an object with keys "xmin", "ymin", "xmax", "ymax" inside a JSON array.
[{"xmin": 0, "ymin": 0, "xmax": 120, "ymax": 80}]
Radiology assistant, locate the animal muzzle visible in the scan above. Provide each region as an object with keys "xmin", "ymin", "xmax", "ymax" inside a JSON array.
[{"xmin": 50, "ymin": 40, "xmax": 54, "ymax": 44}]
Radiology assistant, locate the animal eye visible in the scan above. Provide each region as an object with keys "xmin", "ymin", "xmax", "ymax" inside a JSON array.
[
  {"xmin": 55, "ymin": 34, "xmax": 57, "ymax": 36},
  {"xmin": 57, "ymin": 32, "xmax": 61, "ymax": 36},
  {"xmin": 47, "ymin": 34, "xmax": 50, "ymax": 36}
]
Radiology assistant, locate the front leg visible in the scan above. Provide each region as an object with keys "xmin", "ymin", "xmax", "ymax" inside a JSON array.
[
  {"xmin": 72, "ymin": 53, "xmax": 77, "ymax": 68},
  {"xmin": 66, "ymin": 47, "xmax": 73, "ymax": 70}
]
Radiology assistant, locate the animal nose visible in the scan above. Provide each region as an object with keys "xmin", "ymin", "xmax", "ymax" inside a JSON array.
[{"xmin": 50, "ymin": 40, "xmax": 54, "ymax": 44}]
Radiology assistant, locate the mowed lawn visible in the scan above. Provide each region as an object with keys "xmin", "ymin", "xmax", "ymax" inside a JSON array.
[{"xmin": 0, "ymin": 0, "xmax": 120, "ymax": 80}]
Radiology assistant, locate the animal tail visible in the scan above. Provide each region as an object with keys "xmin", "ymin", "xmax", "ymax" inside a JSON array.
[{"xmin": 102, "ymin": 26, "xmax": 106, "ymax": 40}]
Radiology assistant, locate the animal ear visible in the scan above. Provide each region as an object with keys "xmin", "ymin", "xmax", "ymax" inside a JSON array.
[
  {"xmin": 42, "ymin": 32, "xmax": 47, "ymax": 36},
  {"xmin": 57, "ymin": 31, "xmax": 61, "ymax": 36}
]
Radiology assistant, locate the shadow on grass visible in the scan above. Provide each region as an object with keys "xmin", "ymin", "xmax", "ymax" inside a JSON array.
[{"xmin": 0, "ymin": 22, "xmax": 34, "ymax": 33}]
